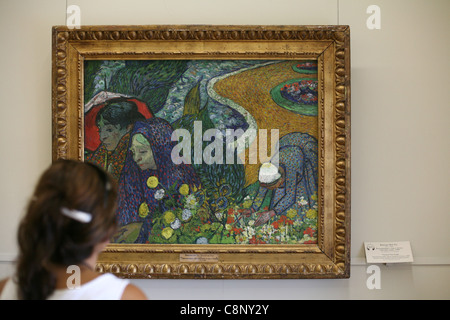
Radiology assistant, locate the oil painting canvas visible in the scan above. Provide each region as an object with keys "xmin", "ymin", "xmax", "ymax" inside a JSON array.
[{"xmin": 83, "ymin": 59, "xmax": 319, "ymax": 246}]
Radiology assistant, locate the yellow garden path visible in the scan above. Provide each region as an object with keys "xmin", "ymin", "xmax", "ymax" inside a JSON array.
[{"xmin": 213, "ymin": 61, "xmax": 318, "ymax": 185}]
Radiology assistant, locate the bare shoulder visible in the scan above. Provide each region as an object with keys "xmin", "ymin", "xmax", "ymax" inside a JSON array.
[
  {"xmin": 121, "ymin": 283, "xmax": 147, "ymax": 300},
  {"xmin": 0, "ymin": 278, "xmax": 9, "ymax": 295}
]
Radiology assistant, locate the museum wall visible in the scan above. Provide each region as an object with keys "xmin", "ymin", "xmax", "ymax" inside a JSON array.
[{"xmin": 0, "ymin": 0, "xmax": 449, "ymax": 299}]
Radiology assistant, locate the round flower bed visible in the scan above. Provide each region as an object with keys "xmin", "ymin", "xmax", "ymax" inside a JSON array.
[
  {"xmin": 270, "ymin": 78, "xmax": 318, "ymax": 116},
  {"xmin": 280, "ymin": 80, "xmax": 318, "ymax": 106}
]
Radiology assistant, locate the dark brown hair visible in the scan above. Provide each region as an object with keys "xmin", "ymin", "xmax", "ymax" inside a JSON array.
[{"xmin": 15, "ymin": 159, "xmax": 118, "ymax": 300}]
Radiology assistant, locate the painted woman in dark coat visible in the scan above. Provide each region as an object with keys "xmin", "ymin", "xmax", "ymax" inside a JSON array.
[{"xmin": 116, "ymin": 117, "xmax": 200, "ymax": 243}]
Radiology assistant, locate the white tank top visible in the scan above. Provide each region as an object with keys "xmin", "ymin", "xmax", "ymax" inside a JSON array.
[{"xmin": 1, "ymin": 273, "xmax": 130, "ymax": 300}]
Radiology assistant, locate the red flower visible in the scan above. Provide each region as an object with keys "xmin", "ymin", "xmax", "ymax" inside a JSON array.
[
  {"xmin": 233, "ymin": 227, "xmax": 243, "ymax": 235},
  {"xmin": 303, "ymin": 227, "xmax": 315, "ymax": 237},
  {"xmin": 249, "ymin": 236, "xmax": 266, "ymax": 244}
]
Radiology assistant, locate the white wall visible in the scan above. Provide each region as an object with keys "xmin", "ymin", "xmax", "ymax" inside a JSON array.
[{"xmin": 0, "ymin": 0, "xmax": 449, "ymax": 299}]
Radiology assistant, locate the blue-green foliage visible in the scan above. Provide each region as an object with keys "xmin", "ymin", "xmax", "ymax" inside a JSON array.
[
  {"xmin": 84, "ymin": 60, "xmax": 188, "ymax": 112},
  {"xmin": 171, "ymin": 82, "xmax": 246, "ymax": 211}
]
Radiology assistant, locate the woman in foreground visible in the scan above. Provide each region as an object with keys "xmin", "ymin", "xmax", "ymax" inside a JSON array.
[{"xmin": 0, "ymin": 159, "xmax": 147, "ymax": 300}]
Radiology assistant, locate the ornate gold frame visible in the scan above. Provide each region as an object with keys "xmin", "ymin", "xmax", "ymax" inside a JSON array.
[{"xmin": 52, "ymin": 25, "xmax": 351, "ymax": 279}]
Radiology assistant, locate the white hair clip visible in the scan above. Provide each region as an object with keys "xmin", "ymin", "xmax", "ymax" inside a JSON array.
[{"xmin": 61, "ymin": 207, "xmax": 92, "ymax": 223}]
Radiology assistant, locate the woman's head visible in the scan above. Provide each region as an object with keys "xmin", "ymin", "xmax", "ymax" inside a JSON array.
[
  {"xmin": 130, "ymin": 133, "xmax": 156, "ymax": 171},
  {"xmin": 16, "ymin": 159, "xmax": 118, "ymax": 299},
  {"xmin": 126, "ymin": 118, "xmax": 176, "ymax": 173},
  {"xmin": 96, "ymin": 100, "xmax": 145, "ymax": 151}
]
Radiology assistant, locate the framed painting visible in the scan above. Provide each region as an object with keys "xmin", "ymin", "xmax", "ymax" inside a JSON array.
[{"xmin": 52, "ymin": 25, "xmax": 351, "ymax": 279}]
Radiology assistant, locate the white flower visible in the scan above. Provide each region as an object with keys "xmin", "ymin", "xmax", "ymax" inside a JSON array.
[
  {"xmin": 298, "ymin": 197, "xmax": 308, "ymax": 207},
  {"xmin": 215, "ymin": 211, "xmax": 223, "ymax": 220},
  {"xmin": 181, "ymin": 208, "xmax": 192, "ymax": 222},
  {"xmin": 196, "ymin": 237, "xmax": 208, "ymax": 244},
  {"xmin": 184, "ymin": 194, "xmax": 197, "ymax": 209},
  {"xmin": 154, "ymin": 189, "xmax": 165, "ymax": 200},
  {"xmin": 243, "ymin": 226, "xmax": 255, "ymax": 239},
  {"xmin": 170, "ymin": 218, "xmax": 181, "ymax": 230}
]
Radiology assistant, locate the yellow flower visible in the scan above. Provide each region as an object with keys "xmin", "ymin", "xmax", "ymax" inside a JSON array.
[
  {"xmin": 306, "ymin": 209, "xmax": 317, "ymax": 219},
  {"xmin": 147, "ymin": 176, "xmax": 159, "ymax": 189},
  {"xmin": 161, "ymin": 227, "xmax": 174, "ymax": 239},
  {"xmin": 242, "ymin": 200, "xmax": 253, "ymax": 209},
  {"xmin": 311, "ymin": 193, "xmax": 318, "ymax": 201},
  {"xmin": 163, "ymin": 211, "xmax": 176, "ymax": 224},
  {"xmin": 138, "ymin": 202, "xmax": 149, "ymax": 218},
  {"xmin": 179, "ymin": 184, "xmax": 189, "ymax": 196},
  {"xmin": 286, "ymin": 208, "xmax": 297, "ymax": 219},
  {"xmin": 188, "ymin": 197, "xmax": 197, "ymax": 207}
]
